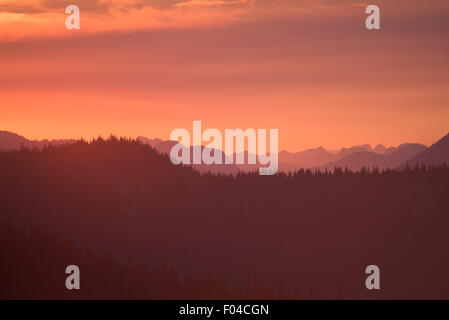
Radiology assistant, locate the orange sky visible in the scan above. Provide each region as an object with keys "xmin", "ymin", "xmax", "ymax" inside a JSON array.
[{"xmin": 1, "ymin": 0, "xmax": 449, "ymax": 151}]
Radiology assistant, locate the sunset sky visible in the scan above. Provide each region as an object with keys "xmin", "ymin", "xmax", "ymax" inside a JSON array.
[{"xmin": 1, "ymin": 0, "xmax": 448, "ymax": 151}]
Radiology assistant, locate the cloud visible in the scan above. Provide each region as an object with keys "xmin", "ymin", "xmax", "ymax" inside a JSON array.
[
  {"xmin": 1, "ymin": 0, "xmax": 449, "ymax": 44},
  {"xmin": 0, "ymin": 0, "xmax": 248, "ymax": 16},
  {"xmin": 1, "ymin": 11, "xmax": 447, "ymax": 92},
  {"xmin": 0, "ymin": 0, "xmax": 112, "ymax": 14},
  {"xmin": 1, "ymin": 0, "xmax": 447, "ymax": 16},
  {"xmin": 174, "ymin": 0, "xmax": 247, "ymax": 8},
  {"xmin": 0, "ymin": 1, "xmax": 44, "ymax": 14},
  {"xmin": 0, "ymin": 0, "xmax": 361, "ymax": 15},
  {"xmin": 41, "ymin": 0, "xmax": 112, "ymax": 13}
]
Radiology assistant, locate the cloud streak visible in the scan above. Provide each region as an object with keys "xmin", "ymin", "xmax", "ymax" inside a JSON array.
[
  {"xmin": 1, "ymin": 0, "xmax": 448, "ymax": 41},
  {"xmin": 0, "ymin": 0, "xmax": 448, "ymax": 149}
]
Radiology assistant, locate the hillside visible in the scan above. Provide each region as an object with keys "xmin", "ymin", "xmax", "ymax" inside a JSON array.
[
  {"xmin": 400, "ymin": 133, "xmax": 449, "ymax": 168},
  {"xmin": 1, "ymin": 138, "xmax": 449, "ymax": 299}
]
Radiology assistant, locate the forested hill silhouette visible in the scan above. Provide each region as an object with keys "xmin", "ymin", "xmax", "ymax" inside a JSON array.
[
  {"xmin": 136, "ymin": 139, "xmax": 239, "ymax": 175},
  {"xmin": 1, "ymin": 137, "xmax": 449, "ymax": 299}
]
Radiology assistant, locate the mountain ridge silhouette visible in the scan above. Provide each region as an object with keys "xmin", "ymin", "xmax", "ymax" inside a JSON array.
[{"xmin": 5, "ymin": 130, "xmax": 449, "ymax": 172}]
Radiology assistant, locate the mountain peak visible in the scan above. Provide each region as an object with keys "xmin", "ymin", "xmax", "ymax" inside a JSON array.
[
  {"xmin": 137, "ymin": 136, "xmax": 163, "ymax": 148},
  {"xmin": 374, "ymin": 144, "xmax": 386, "ymax": 153}
]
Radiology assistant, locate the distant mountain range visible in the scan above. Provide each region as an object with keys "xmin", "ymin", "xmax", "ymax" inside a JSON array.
[
  {"xmin": 0, "ymin": 131, "xmax": 75, "ymax": 150},
  {"xmin": 277, "ymin": 143, "xmax": 427, "ymax": 172},
  {"xmin": 317, "ymin": 143, "xmax": 427, "ymax": 171},
  {"xmin": 2, "ymin": 130, "xmax": 448, "ymax": 173}
]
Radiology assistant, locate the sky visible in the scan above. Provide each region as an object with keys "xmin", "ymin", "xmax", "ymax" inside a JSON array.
[{"xmin": 1, "ymin": 0, "xmax": 449, "ymax": 151}]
